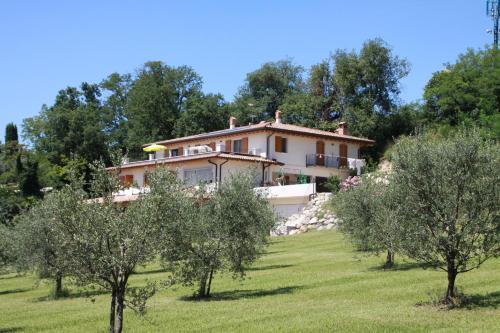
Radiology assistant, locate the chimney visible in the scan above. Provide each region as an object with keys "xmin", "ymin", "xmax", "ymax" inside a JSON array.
[
  {"xmin": 275, "ymin": 110, "xmax": 282, "ymax": 124},
  {"xmin": 336, "ymin": 122, "xmax": 348, "ymax": 135},
  {"xmin": 229, "ymin": 116, "xmax": 236, "ymax": 129}
]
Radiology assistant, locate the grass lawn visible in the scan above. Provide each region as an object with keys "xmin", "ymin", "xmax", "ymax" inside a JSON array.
[{"xmin": 1, "ymin": 230, "xmax": 499, "ymax": 332}]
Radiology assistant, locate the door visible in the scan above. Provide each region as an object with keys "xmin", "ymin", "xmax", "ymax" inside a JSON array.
[
  {"xmin": 339, "ymin": 143, "xmax": 348, "ymax": 167},
  {"xmin": 316, "ymin": 141, "xmax": 325, "ymax": 166}
]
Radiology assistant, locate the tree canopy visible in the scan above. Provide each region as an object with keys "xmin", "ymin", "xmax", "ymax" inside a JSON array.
[
  {"xmin": 391, "ymin": 129, "xmax": 499, "ymax": 304},
  {"xmin": 5, "ymin": 123, "xmax": 18, "ymax": 143},
  {"xmin": 423, "ymin": 47, "xmax": 500, "ymax": 139}
]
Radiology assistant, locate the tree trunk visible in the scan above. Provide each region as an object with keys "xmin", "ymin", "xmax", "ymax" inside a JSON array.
[
  {"xmin": 54, "ymin": 271, "xmax": 62, "ymax": 298},
  {"xmin": 109, "ymin": 287, "xmax": 116, "ymax": 333},
  {"xmin": 206, "ymin": 267, "xmax": 214, "ymax": 297},
  {"xmin": 384, "ymin": 249, "xmax": 394, "ymax": 269},
  {"xmin": 446, "ymin": 266, "xmax": 458, "ymax": 303},
  {"xmin": 198, "ymin": 272, "xmax": 208, "ymax": 298},
  {"xmin": 115, "ymin": 288, "xmax": 125, "ymax": 333}
]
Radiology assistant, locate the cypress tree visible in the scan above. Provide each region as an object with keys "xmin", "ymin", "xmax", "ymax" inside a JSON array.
[
  {"xmin": 19, "ymin": 158, "xmax": 41, "ymax": 198},
  {"xmin": 5, "ymin": 123, "xmax": 18, "ymax": 143}
]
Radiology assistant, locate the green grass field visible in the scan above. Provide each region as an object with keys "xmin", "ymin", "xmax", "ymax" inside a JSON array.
[{"xmin": 1, "ymin": 230, "xmax": 499, "ymax": 332}]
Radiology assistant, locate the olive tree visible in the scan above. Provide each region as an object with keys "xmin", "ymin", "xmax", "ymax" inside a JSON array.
[
  {"xmin": 0, "ymin": 224, "xmax": 15, "ymax": 272},
  {"xmin": 391, "ymin": 129, "xmax": 500, "ymax": 304},
  {"xmin": 43, "ymin": 162, "xmax": 172, "ymax": 333},
  {"xmin": 332, "ymin": 173, "xmax": 401, "ymax": 268},
  {"xmin": 154, "ymin": 170, "xmax": 276, "ymax": 298},
  {"xmin": 14, "ymin": 191, "xmax": 75, "ymax": 298}
]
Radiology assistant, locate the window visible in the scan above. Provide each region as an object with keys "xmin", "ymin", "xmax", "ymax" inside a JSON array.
[
  {"xmin": 170, "ymin": 149, "xmax": 178, "ymax": 157},
  {"xmin": 275, "ymin": 136, "xmax": 288, "ymax": 153},
  {"xmin": 233, "ymin": 139, "xmax": 242, "ymax": 153},
  {"xmin": 120, "ymin": 175, "xmax": 134, "ymax": 187},
  {"xmin": 183, "ymin": 167, "xmax": 214, "ymax": 186}
]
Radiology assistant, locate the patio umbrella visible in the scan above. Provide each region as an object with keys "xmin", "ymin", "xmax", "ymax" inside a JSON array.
[{"xmin": 143, "ymin": 144, "xmax": 167, "ymax": 152}]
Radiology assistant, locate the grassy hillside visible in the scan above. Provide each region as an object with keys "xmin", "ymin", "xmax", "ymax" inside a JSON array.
[{"xmin": 1, "ymin": 230, "xmax": 499, "ymax": 333}]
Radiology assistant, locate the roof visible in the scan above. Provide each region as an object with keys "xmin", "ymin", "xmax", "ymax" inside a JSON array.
[
  {"xmin": 110, "ymin": 152, "xmax": 284, "ymax": 170},
  {"xmin": 145, "ymin": 121, "xmax": 375, "ymax": 147}
]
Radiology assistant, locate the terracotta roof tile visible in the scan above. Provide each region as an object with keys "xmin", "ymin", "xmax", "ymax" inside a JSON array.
[
  {"xmin": 145, "ymin": 121, "xmax": 374, "ymax": 147},
  {"xmin": 109, "ymin": 152, "xmax": 283, "ymax": 170}
]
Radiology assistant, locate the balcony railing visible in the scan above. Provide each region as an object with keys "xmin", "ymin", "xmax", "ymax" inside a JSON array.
[{"xmin": 306, "ymin": 154, "xmax": 365, "ymax": 174}]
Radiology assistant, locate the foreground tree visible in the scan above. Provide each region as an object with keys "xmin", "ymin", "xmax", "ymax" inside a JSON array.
[
  {"xmin": 0, "ymin": 224, "xmax": 15, "ymax": 271},
  {"xmin": 332, "ymin": 174, "xmax": 401, "ymax": 268},
  {"xmin": 156, "ymin": 171, "xmax": 276, "ymax": 298},
  {"xmin": 14, "ymin": 192, "xmax": 72, "ymax": 297},
  {"xmin": 391, "ymin": 129, "xmax": 500, "ymax": 304},
  {"xmin": 36, "ymin": 162, "xmax": 171, "ymax": 333}
]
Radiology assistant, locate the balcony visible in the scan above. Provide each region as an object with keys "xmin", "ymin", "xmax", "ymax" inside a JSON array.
[{"xmin": 305, "ymin": 154, "xmax": 365, "ymax": 174}]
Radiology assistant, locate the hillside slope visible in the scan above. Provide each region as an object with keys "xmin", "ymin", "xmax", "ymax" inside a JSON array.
[{"xmin": 1, "ymin": 231, "xmax": 499, "ymax": 332}]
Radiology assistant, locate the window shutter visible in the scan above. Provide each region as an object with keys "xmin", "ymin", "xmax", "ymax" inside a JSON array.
[
  {"xmin": 178, "ymin": 147, "xmax": 184, "ymax": 156},
  {"xmin": 339, "ymin": 144, "xmax": 348, "ymax": 167},
  {"xmin": 241, "ymin": 137, "xmax": 248, "ymax": 154},
  {"xmin": 275, "ymin": 136, "xmax": 282, "ymax": 152},
  {"xmin": 225, "ymin": 140, "xmax": 232, "ymax": 152}
]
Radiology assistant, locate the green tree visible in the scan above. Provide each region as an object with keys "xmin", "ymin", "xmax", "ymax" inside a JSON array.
[
  {"xmin": 332, "ymin": 173, "xmax": 400, "ymax": 268},
  {"xmin": 125, "ymin": 62, "xmax": 202, "ymax": 157},
  {"xmin": 391, "ymin": 129, "xmax": 500, "ymax": 304},
  {"xmin": 5, "ymin": 123, "xmax": 18, "ymax": 143},
  {"xmin": 0, "ymin": 224, "xmax": 15, "ymax": 271},
  {"xmin": 156, "ymin": 171, "xmax": 276, "ymax": 298},
  {"xmin": 15, "ymin": 191, "xmax": 72, "ymax": 297},
  {"xmin": 42, "ymin": 162, "xmax": 169, "ymax": 332},
  {"xmin": 334, "ymin": 39, "xmax": 410, "ymax": 131},
  {"xmin": 17, "ymin": 156, "xmax": 42, "ymax": 198},
  {"xmin": 234, "ymin": 60, "xmax": 305, "ymax": 123},
  {"xmin": 22, "ymin": 84, "xmax": 109, "ymax": 187},
  {"xmin": 173, "ymin": 93, "xmax": 229, "ymax": 137},
  {"xmin": 0, "ymin": 186, "xmax": 23, "ymax": 226},
  {"xmin": 22, "ymin": 84, "xmax": 109, "ymax": 166},
  {"xmin": 423, "ymin": 47, "xmax": 500, "ymax": 139},
  {"xmin": 100, "ymin": 73, "xmax": 132, "ymax": 152}
]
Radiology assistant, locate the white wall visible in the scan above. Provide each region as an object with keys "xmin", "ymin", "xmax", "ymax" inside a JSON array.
[
  {"xmin": 125, "ymin": 131, "xmax": 362, "ymax": 187},
  {"xmin": 268, "ymin": 134, "xmax": 360, "ymax": 167}
]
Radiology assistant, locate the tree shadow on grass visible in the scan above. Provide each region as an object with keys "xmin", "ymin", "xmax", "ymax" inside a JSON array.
[
  {"xmin": 0, "ymin": 327, "xmax": 24, "ymax": 332},
  {"xmin": 367, "ymin": 261, "xmax": 436, "ymax": 272},
  {"xmin": 133, "ymin": 268, "xmax": 169, "ymax": 275},
  {"xmin": 180, "ymin": 285, "xmax": 304, "ymax": 302},
  {"xmin": 0, "ymin": 288, "xmax": 30, "ymax": 296},
  {"xmin": 461, "ymin": 291, "xmax": 500, "ymax": 310},
  {"xmin": 416, "ymin": 290, "xmax": 500, "ymax": 310},
  {"xmin": 247, "ymin": 264, "xmax": 294, "ymax": 271},
  {"xmin": 0, "ymin": 274, "xmax": 24, "ymax": 280},
  {"xmin": 261, "ymin": 250, "xmax": 285, "ymax": 256},
  {"xmin": 33, "ymin": 288, "xmax": 109, "ymax": 302}
]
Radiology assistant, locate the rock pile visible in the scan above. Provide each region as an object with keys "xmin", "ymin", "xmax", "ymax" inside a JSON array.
[{"xmin": 272, "ymin": 193, "xmax": 339, "ymax": 236}]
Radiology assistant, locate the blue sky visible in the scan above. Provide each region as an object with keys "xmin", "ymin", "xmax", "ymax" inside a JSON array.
[{"xmin": 0, "ymin": 0, "xmax": 493, "ymax": 142}]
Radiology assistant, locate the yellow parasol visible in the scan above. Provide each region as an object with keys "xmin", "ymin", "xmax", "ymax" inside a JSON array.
[{"xmin": 143, "ymin": 144, "xmax": 167, "ymax": 152}]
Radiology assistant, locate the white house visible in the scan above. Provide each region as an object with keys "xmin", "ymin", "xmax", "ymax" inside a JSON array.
[{"xmin": 112, "ymin": 111, "xmax": 374, "ymax": 217}]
